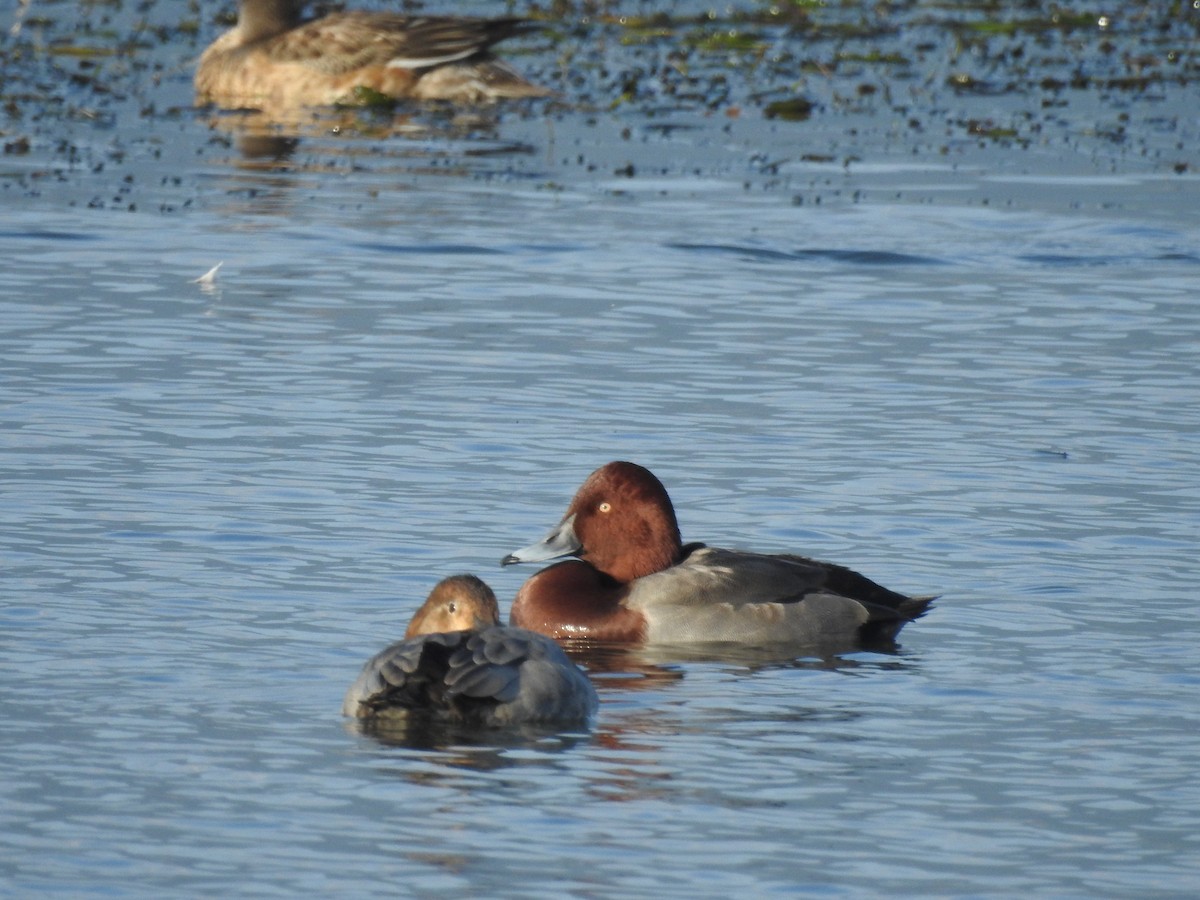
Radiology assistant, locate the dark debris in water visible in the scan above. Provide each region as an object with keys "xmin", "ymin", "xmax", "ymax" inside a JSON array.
[{"xmin": 763, "ymin": 96, "xmax": 815, "ymax": 121}]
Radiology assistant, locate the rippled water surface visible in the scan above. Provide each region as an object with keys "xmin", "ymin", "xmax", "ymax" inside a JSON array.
[{"xmin": 2, "ymin": 1, "xmax": 1199, "ymax": 896}]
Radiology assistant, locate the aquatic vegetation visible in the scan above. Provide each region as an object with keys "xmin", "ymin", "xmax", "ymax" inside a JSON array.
[
  {"xmin": 764, "ymin": 95, "xmax": 815, "ymax": 120},
  {"xmin": 0, "ymin": 0, "xmax": 1194, "ymax": 206}
]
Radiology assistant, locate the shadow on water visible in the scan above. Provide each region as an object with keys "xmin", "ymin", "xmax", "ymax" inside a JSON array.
[
  {"xmin": 667, "ymin": 242, "xmax": 947, "ymax": 267},
  {"xmin": 344, "ymin": 715, "xmax": 593, "ymax": 762},
  {"xmin": 193, "ymin": 105, "xmax": 549, "ymax": 217},
  {"xmin": 341, "ymin": 636, "xmax": 921, "ymax": 771},
  {"xmin": 565, "ymin": 637, "xmax": 923, "ymax": 688},
  {"xmin": 198, "ymin": 104, "xmax": 538, "ymax": 162}
]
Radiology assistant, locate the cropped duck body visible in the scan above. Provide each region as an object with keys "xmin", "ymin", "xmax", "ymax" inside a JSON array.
[
  {"xmin": 196, "ymin": 1, "xmax": 550, "ymax": 109},
  {"xmin": 343, "ymin": 575, "xmax": 597, "ymax": 726},
  {"xmin": 504, "ymin": 462, "xmax": 933, "ymax": 647}
]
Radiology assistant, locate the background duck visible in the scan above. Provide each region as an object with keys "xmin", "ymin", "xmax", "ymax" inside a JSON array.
[
  {"xmin": 196, "ymin": 1, "xmax": 551, "ymax": 110},
  {"xmin": 343, "ymin": 574, "xmax": 598, "ymax": 726},
  {"xmin": 503, "ymin": 461, "xmax": 935, "ymax": 649}
]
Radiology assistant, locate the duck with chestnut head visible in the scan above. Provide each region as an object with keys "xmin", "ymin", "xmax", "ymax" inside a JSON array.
[{"xmin": 504, "ymin": 462, "xmax": 935, "ymax": 650}]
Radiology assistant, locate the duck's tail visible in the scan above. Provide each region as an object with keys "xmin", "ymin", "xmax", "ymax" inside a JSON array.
[
  {"xmin": 857, "ymin": 593, "xmax": 937, "ymax": 646},
  {"xmin": 899, "ymin": 593, "xmax": 937, "ymax": 621}
]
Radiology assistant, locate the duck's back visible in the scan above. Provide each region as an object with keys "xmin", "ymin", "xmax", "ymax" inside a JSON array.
[
  {"xmin": 196, "ymin": 13, "xmax": 547, "ymax": 108},
  {"xmin": 343, "ymin": 625, "xmax": 597, "ymax": 726},
  {"xmin": 253, "ymin": 15, "xmax": 533, "ymax": 71},
  {"xmin": 629, "ymin": 546, "xmax": 932, "ymax": 646}
]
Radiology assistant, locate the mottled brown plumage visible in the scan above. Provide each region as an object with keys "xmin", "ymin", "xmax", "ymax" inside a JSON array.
[{"xmin": 196, "ymin": 1, "xmax": 550, "ymax": 110}]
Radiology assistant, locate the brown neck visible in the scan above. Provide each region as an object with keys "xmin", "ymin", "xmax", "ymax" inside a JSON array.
[
  {"xmin": 601, "ymin": 536, "xmax": 681, "ymax": 583},
  {"xmin": 238, "ymin": 0, "xmax": 302, "ymax": 43}
]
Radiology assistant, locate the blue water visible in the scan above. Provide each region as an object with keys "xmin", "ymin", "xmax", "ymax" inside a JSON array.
[{"xmin": 3, "ymin": 1, "xmax": 1199, "ymax": 896}]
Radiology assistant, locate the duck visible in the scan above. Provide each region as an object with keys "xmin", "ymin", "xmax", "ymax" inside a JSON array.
[
  {"xmin": 343, "ymin": 574, "xmax": 598, "ymax": 726},
  {"xmin": 196, "ymin": 1, "xmax": 551, "ymax": 110},
  {"xmin": 502, "ymin": 461, "xmax": 934, "ymax": 648}
]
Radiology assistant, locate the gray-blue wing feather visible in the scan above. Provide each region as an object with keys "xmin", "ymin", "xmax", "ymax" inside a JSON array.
[{"xmin": 344, "ymin": 626, "xmax": 597, "ymax": 725}]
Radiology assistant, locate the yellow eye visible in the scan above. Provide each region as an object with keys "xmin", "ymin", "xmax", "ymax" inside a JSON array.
[{"xmin": 598, "ymin": 502, "xmax": 611, "ymax": 513}]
